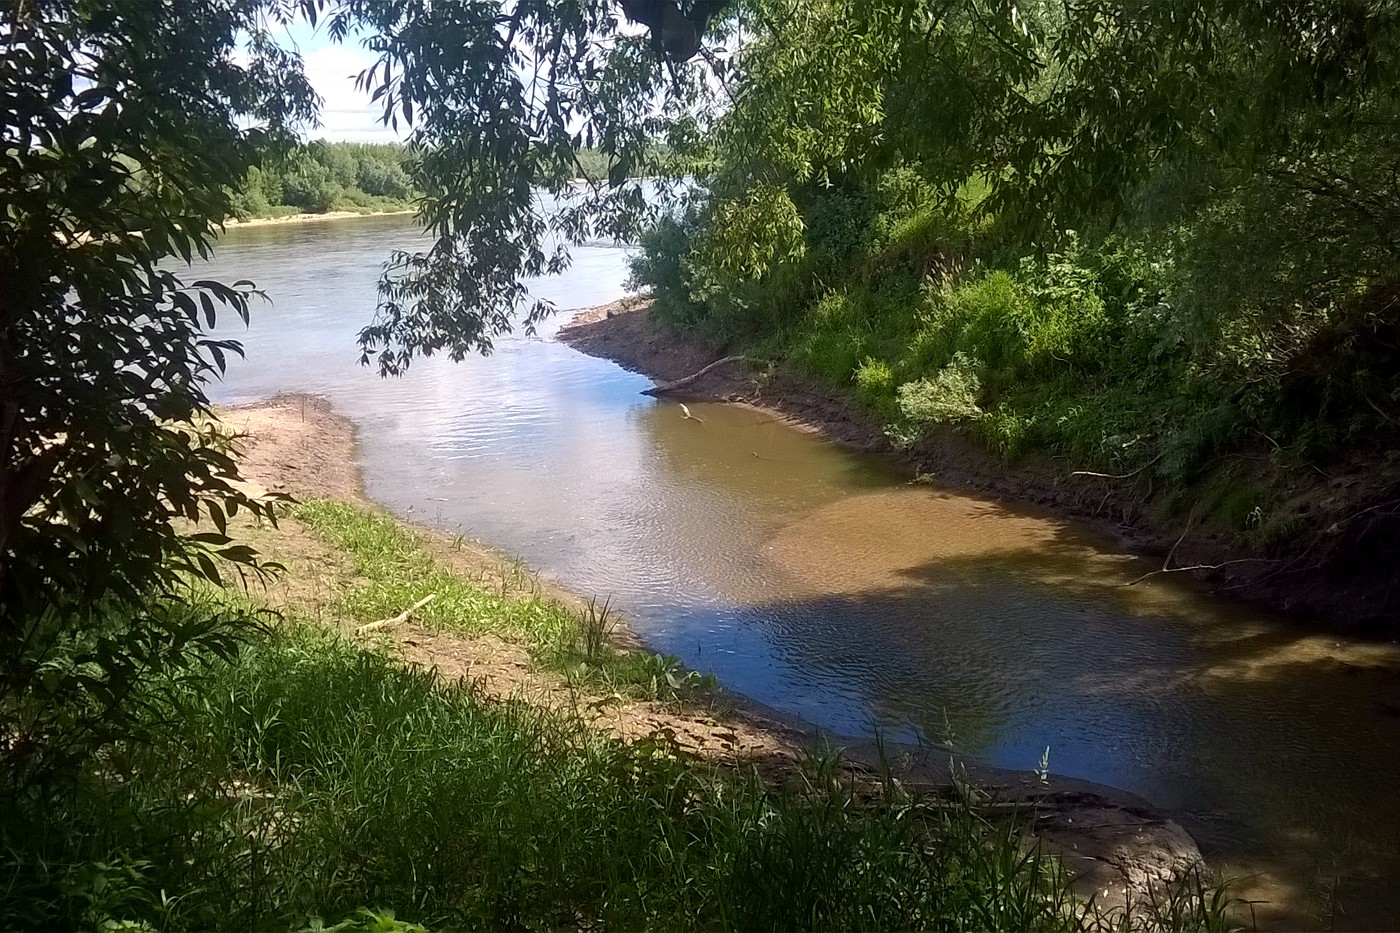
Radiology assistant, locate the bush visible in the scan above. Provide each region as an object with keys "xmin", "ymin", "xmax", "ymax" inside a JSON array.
[
  {"xmin": 627, "ymin": 212, "xmax": 706, "ymax": 331},
  {"xmin": 280, "ymin": 156, "xmax": 340, "ymax": 213},
  {"xmin": 357, "ymin": 159, "xmax": 413, "ymax": 200},
  {"xmin": 854, "ymin": 357, "xmax": 898, "ymax": 416},
  {"xmin": 897, "ymin": 351, "xmax": 985, "ymax": 426}
]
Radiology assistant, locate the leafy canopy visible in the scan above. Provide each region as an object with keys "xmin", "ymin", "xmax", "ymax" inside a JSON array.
[{"xmin": 0, "ymin": 0, "xmax": 727, "ymax": 796}]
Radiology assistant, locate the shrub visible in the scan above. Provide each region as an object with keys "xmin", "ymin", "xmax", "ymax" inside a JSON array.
[
  {"xmin": 356, "ymin": 159, "xmax": 413, "ymax": 200},
  {"xmin": 627, "ymin": 212, "xmax": 706, "ymax": 331},
  {"xmin": 281, "ymin": 157, "xmax": 340, "ymax": 213},
  {"xmin": 854, "ymin": 357, "xmax": 898, "ymax": 416},
  {"xmin": 897, "ymin": 351, "xmax": 985, "ymax": 426}
]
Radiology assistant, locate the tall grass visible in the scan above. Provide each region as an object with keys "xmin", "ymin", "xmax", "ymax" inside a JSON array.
[{"xmin": 0, "ymin": 622, "xmax": 1233, "ymax": 931}]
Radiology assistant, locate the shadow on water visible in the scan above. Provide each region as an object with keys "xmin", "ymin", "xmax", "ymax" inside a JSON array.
[
  {"xmin": 198, "ymin": 217, "xmax": 1400, "ymax": 930},
  {"xmin": 654, "ymin": 537, "xmax": 1400, "ymax": 929}
]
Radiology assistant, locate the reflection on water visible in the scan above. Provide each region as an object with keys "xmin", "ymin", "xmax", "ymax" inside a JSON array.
[{"xmin": 199, "ymin": 215, "xmax": 1400, "ymax": 929}]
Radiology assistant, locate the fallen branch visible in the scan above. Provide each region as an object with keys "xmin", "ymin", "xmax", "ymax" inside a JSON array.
[
  {"xmin": 357, "ymin": 594, "xmax": 436, "ymax": 634},
  {"xmin": 641, "ymin": 355, "xmax": 746, "ymax": 397},
  {"xmin": 1124, "ymin": 558, "xmax": 1275, "ymax": 587},
  {"xmin": 1070, "ymin": 453, "xmax": 1162, "ymax": 481},
  {"xmin": 1114, "ymin": 504, "xmax": 1282, "ymax": 585}
]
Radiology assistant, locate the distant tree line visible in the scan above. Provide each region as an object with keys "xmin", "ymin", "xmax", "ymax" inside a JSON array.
[
  {"xmin": 228, "ymin": 140, "xmax": 418, "ymax": 218},
  {"xmin": 228, "ymin": 141, "xmax": 658, "ymax": 220}
]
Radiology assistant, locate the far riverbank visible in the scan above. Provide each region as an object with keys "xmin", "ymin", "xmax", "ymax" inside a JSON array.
[{"xmin": 223, "ymin": 208, "xmax": 415, "ymax": 230}]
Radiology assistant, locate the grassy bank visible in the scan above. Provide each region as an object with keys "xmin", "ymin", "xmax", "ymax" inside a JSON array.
[
  {"xmin": 628, "ymin": 177, "xmax": 1400, "ymax": 624},
  {"xmin": 0, "ymin": 484, "xmax": 1234, "ymax": 931}
]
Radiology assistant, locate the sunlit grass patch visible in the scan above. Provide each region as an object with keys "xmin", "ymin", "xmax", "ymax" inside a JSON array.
[
  {"xmin": 293, "ymin": 499, "xmax": 575, "ymax": 643},
  {"xmin": 290, "ymin": 499, "xmax": 711, "ymax": 700}
]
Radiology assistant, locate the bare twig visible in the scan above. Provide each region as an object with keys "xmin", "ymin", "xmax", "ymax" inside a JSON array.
[
  {"xmin": 356, "ymin": 594, "xmax": 436, "ymax": 635},
  {"xmin": 1365, "ymin": 395, "xmax": 1400, "ymax": 427},
  {"xmin": 1163, "ymin": 510, "xmax": 1195, "ymax": 569},
  {"xmin": 1124, "ymin": 558, "xmax": 1276, "ymax": 587},
  {"xmin": 1122, "ymin": 506, "xmax": 1282, "ymax": 586}
]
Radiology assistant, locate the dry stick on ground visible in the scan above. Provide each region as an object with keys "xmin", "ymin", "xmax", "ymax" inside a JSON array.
[
  {"xmin": 1070, "ymin": 453, "xmax": 1163, "ymax": 481},
  {"xmin": 640, "ymin": 355, "xmax": 747, "ymax": 397},
  {"xmin": 357, "ymin": 594, "xmax": 437, "ymax": 635}
]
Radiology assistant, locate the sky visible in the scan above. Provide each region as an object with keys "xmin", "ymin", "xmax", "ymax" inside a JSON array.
[
  {"xmin": 278, "ymin": 19, "xmax": 404, "ymax": 143},
  {"xmin": 275, "ymin": 10, "xmax": 652, "ymax": 145}
]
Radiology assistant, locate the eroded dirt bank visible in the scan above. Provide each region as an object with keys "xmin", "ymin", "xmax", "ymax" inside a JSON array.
[
  {"xmin": 558, "ymin": 297, "xmax": 1399, "ymax": 629},
  {"xmin": 218, "ymin": 393, "xmax": 1215, "ymax": 917}
]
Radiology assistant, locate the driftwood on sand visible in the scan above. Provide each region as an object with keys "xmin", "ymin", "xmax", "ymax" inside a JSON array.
[{"xmin": 640, "ymin": 355, "xmax": 746, "ymax": 397}]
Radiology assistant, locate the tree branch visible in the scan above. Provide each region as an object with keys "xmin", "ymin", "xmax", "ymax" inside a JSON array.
[{"xmin": 641, "ymin": 355, "xmax": 747, "ymax": 396}]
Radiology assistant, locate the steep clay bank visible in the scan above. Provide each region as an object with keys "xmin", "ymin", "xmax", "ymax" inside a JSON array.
[
  {"xmin": 219, "ymin": 393, "xmax": 1213, "ymax": 917},
  {"xmin": 558, "ymin": 297, "xmax": 1400, "ymax": 629}
]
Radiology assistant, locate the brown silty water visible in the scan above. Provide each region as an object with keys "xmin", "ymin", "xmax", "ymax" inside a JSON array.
[{"xmin": 197, "ymin": 215, "xmax": 1400, "ymax": 929}]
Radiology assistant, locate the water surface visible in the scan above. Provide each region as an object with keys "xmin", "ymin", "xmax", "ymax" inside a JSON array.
[{"xmin": 200, "ymin": 215, "xmax": 1400, "ymax": 929}]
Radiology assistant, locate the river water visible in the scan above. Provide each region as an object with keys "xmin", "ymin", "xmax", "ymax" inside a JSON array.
[{"xmin": 198, "ymin": 214, "xmax": 1400, "ymax": 929}]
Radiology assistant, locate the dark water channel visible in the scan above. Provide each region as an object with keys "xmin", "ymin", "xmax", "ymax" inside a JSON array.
[{"xmin": 199, "ymin": 215, "xmax": 1400, "ymax": 929}]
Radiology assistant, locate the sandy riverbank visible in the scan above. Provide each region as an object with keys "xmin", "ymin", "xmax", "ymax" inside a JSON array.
[
  {"xmin": 216, "ymin": 392, "xmax": 1220, "ymax": 916},
  {"xmin": 223, "ymin": 209, "xmax": 415, "ymax": 230}
]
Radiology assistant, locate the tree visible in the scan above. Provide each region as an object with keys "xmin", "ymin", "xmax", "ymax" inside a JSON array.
[
  {"xmin": 0, "ymin": 0, "xmax": 331, "ymax": 792},
  {"xmin": 324, "ymin": 0, "xmax": 730, "ymax": 372},
  {"xmin": 1, "ymin": 0, "xmax": 732, "ymax": 795}
]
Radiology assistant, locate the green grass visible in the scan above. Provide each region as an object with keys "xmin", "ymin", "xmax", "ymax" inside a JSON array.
[
  {"xmin": 291, "ymin": 499, "xmax": 714, "ymax": 700},
  {"xmin": 0, "ymin": 619, "xmax": 1235, "ymax": 931},
  {"xmin": 293, "ymin": 499, "xmax": 581, "ymax": 646},
  {"xmin": 0, "ymin": 501, "xmax": 1239, "ymax": 931}
]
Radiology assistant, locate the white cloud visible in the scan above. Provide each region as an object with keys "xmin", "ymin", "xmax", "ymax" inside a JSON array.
[{"xmin": 302, "ymin": 44, "xmax": 405, "ymax": 143}]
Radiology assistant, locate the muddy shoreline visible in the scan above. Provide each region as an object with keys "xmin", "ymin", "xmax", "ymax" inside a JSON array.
[
  {"xmin": 220, "ymin": 392, "xmax": 1223, "ymax": 919},
  {"xmin": 558, "ymin": 296, "xmax": 1397, "ymax": 630}
]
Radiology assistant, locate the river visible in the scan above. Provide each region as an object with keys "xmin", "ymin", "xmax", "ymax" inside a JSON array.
[{"xmin": 198, "ymin": 213, "xmax": 1400, "ymax": 929}]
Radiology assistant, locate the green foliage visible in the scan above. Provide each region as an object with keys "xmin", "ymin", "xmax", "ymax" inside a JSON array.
[
  {"xmin": 0, "ymin": 619, "xmax": 1234, "ymax": 931},
  {"xmin": 1, "ymin": 0, "xmax": 742, "ymax": 840},
  {"xmin": 897, "ymin": 353, "xmax": 985, "ymax": 429},
  {"xmin": 330, "ymin": 0, "xmax": 730, "ymax": 371},
  {"xmin": 854, "ymin": 357, "xmax": 898, "ymax": 418},
  {"xmin": 279, "ymin": 151, "xmax": 341, "ymax": 213},
  {"xmin": 228, "ymin": 141, "xmax": 420, "ymax": 219},
  {"xmin": 627, "ymin": 212, "xmax": 709, "ymax": 333},
  {"xmin": 303, "ymin": 908, "xmax": 428, "ymax": 933},
  {"xmin": 634, "ymin": 0, "xmax": 1400, "ymax": 542},
  {"xmin": 0, "ymin": 0, "xmax": 306, "ymax": 806}
]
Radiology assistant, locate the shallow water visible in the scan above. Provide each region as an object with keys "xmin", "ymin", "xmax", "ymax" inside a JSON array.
[{"xmin": 199, "ymin": 214, "xmax": 1400, "ymax": 929}]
